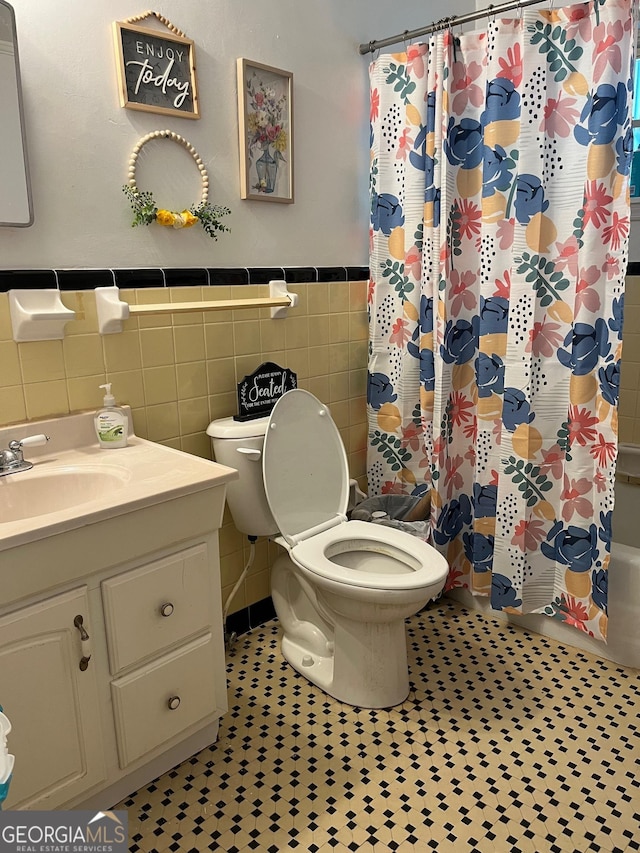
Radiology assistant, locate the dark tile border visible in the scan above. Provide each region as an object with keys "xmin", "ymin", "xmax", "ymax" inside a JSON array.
[
  {"xmin": 0, "ymin": 266, "xmax": 370, "ymax": 293},
  {"xmin": 226, "ymin": 595, "xmax": 277, "ymax": 639},
  {"xmin": 627, "ymin": 262, "xmax": 640, "ymax": 276}
]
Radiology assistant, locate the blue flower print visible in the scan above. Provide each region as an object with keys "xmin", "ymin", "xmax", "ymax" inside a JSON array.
[
  {"xmin": 591, "ymin": 568, "xmax": 608, "ymax": 614},
  {"xmin": 432, "ymin": 495, "xmax": 473, "ymax": 546},
  {"xmin": 463, "ymin": 531, "xmax": 494, "ymax": 573},
  {"xmin": 479, "ymin": 296, "xmax": 509, "ymax": 334},
  {"xmin": 482, "ymin": 145, "xmax": 515, "ymax": 197},
  {"xmin": 540, "ymin": 521, "xmax": 599, "ymax": 573},
  {"xmin": 367, "ymin": 372, "xmax": 397, "ymax": 409},
  {"xmin": 491, "ymin": 574, "xmax": 522, "ymax": 610},
  {"xmin": 408, "ymin": 296, "xmax": 435, "ymax": 392},
  {"xmin": 515, "ymin": 174, "xmax": 549, "ymax": 225},
  {"xmin": 473, "ymin": 484, "xmax": 498, "ymax": 518},
  {"xmin": 425, "ymin": 185, "xmax": 441, "ymax": 229},
  {"xmin": 557, "ymin": 319, "xmax": 611, "ymax": 375},
  {"xmin": 480, "ymin": 78, "xmax": 521, "ymax": 125},
  {"xmin": 502, "ymin": 388, "xmax": 534, "ymax": 431},
  {"xmin": 616, "ymin": 127, "xmax": 633, "ymax": 177},
  {"xmin": 425, "ymin": 90, "xmax": 436, "ymax": 135},
  {"xmin": 444, "ymin": 117, "xmax": 484, "ymax": 169},
  {"xmin": 371, "ymin": 193, "xmax": 404, "ymax": 235},
  {"xmin": 441, "ymin": 317, "xmax": 479, "ymax": 365},
  {"xmin": 598, "ymin": 361, "xmax": 620, "ymax": 406},
  {"xmin": 574, "ymin": 82, "xmax": 628, "ymax": 147},
  {"xmin": 476, "ymin": 352, "xmax": 504, "ymax": 398},
  {"xmin": 598, "ymin": 509, "xmax": 612, "ymax": 554},
  {"xmin": 409, "ymin": 125, "xmax": 428, "ymax": 172},
  {"xmin": 609, "ymin": 295, "xmax": 624, "ymax": 336}
]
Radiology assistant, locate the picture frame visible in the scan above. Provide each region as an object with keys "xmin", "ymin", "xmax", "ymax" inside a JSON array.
[
  {"xmin": 113, "ymin": 18, "xmax": 199, "ymax": 119},
  {"xmin": 237, "ymin": 58, "xmax": 293, "ymax": 203}
]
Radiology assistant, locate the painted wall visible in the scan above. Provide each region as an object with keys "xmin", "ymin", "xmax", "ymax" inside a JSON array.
[{"xmin": 2, "ymin": 0, "xmax": 474, "ymax": 270}]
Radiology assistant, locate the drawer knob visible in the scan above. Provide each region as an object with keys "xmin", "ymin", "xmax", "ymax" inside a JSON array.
[
  {"xmin": 167, "ymin": 695, "xmax": 181, "ymax": 711},
  {"xmin": 159, "ymin": 602, "xmax": 174, "ymax": 617}
]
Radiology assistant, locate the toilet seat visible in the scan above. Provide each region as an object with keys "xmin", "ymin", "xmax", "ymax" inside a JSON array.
[
  {"xmin": 263, "ymin": 390, "xmax": 448, "ymax": 592},
  {"xmin": 290, "ymin": 519, "xmax": 449, "ymax": 591}
]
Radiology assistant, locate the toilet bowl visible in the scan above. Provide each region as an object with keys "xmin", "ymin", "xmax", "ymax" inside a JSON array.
[{"xmin": 207, "ymin": 389, "xmax": 449, "ymax": 708}]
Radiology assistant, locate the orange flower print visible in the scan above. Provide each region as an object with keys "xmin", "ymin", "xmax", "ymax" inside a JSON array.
[
  {"xmin": 406, "ymin": 43, "xmax": 427, "ymax": 78},
  {"xmin": 525, "ymin": 317, "xmax": 563, "ymax": 358},
  {"xmin": 583, "ymin": 182, "xmax": 613, "ymax": 229},
  {"xmin": 448, "ymin": 391, "xmax": 475, "ymax": 426},
  {"xmin": 554, "ymin": 235, "xmax": 580, "ymax": 277},
  {"xmin": 602, "ymin": 212, "xmax": 629, "ymax": 251},
  {"xmin": 511, "ymin": 518, "xmax": 547, "ymax": 552},
  {"xmin": 541, "ymin": 91, "xmax": 580, "ymax": 138},
  {"xmin": 602, "ymin": 253, "xmax": 620, "ymax": 280},
  {"xmin": 567, "ymin": 406, "xmax": 599, "ymax": 447},
  {"xmin": 575, "ymin": 265, "xmax": 601, "ymax": 313},
  {"xmin": 456, "ymin": 199, "xmax": 482, "ymax": 240},
  {"xmin": 590, "ymin": 434, "xmax": 616, "ymax": 466},
  {"xmin": 370, "ymin": 88, "xmax": 380, "ymax": 123},
  {"xmin": 405, "ymin": 245, "xmax": 422, "ymax": 280},
  {"xmin": 497, "ymin": 43, "xmax": 523, "ymax": 87},
  {"xmin": 390, "ymin": 317, "xmax": 412, "ymax": 347},
  {"xmin": 402, "ymin": 421, "xmax": 423, "ymax": 451},
  {"xmin": 539, "ymin": 444, "xmax": 564, "ymax": 479},
  {"xmin": 561, "ymin": 475, "xmax": 593, "ymax": 521},
  {"xmin": 557, "ymin": 594, "xmax": 592, "ymax": 634},
  {"xmin": 396, "ymin": 128, "xmax": 415, "ymax": 162}
]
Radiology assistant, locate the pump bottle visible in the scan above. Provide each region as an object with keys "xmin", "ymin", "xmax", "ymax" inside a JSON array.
[{"xmin": 94, "ymin": 383, "xmax": 128, "ymax": 449}]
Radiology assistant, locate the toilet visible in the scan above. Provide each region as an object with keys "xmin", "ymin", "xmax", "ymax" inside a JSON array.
[{"xmin": 207, "ymin": 389, "xmax": 449, "ymax": 709}]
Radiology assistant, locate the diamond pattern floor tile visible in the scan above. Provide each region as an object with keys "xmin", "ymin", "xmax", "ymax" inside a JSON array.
[{"xmin": 118, "ymin": 599, "xmax": 640, "ymax": 852}]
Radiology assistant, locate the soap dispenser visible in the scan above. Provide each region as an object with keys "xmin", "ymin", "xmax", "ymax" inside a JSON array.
[{"xmin": 94, "ymin": 383, "xmax": 128, "ymax": 449}]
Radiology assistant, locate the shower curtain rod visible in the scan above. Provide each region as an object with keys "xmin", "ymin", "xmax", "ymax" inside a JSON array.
[{"xmin": 358, "ymin": 0, "xmax": 546, "ymax": 54}]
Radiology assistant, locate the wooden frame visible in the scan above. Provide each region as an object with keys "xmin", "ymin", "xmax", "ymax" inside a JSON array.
[
  {"xmin": 113, "ymin": 16, "xmax": 199, "ymax": 119},
  {"xmin": 237, "ymin": 58, "xmax": 293, "ymax": 203}
]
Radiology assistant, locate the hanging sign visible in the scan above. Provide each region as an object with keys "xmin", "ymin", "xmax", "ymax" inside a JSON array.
[
  {"xmin": 113, "ymin": 12, "xmax": 199, "ymax": 119},
  {"xmin": 235, "ymin": 362, "xmax": 297, "ymax": 421}
]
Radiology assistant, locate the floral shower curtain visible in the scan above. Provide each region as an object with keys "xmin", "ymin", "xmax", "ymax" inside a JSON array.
[{"xmin": 367, "ymin": 0, "xmax": 636, "ymax": 641}]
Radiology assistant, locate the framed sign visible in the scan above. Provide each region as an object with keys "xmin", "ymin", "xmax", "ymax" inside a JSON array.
[
  {"xmin": 113, "ymin": 13, "xmax": 199, "ymax": 119},
  {"xmin": 235, "ymin": 362, "xmax": 297, "ymax": 421},
  {"xmin": 237, "ymin": 58, "xmax": 293, "ymax": 203}
]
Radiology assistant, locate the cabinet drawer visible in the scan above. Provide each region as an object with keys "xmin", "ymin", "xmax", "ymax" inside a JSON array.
[
  {"xmin": 102, "ymin": 544, "xmax": 213, "ymax": 674},
  {"xmin": 111, "ymin": 633, "xmax": 219, "ymax": 768}
]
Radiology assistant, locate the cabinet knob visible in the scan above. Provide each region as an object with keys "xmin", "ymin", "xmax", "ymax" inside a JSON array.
[
  {"xmin": 159, "ymin": 602, "xmax": 174, "ymax": 617},
  {"xmin": 167, "ymin": 696, "xmax": 181, "ymax": 711}
]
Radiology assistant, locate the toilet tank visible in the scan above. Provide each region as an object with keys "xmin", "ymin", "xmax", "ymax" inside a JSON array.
[{"xmin": 206, "ymin": 416, "xmax": 278, "ymax": 537}]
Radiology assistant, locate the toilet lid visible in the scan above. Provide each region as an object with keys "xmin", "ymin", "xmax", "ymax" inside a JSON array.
[{"xmin": 263, "ymin": 389, "xmax": 349, "ymax": 541}]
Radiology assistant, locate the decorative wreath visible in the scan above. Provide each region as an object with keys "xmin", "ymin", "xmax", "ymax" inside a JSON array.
[{"xmin": 123, "ymin": 130, "xmax": 230, "ymax": 239}]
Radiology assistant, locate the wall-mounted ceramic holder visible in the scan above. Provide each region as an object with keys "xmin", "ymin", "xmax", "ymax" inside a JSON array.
[
  {"xmin": 95, "ymin": 280, "xmax": 299, "ymax": 334},
  {"xmin": 8, "ymin": 290, "xmax": 76, "ymax": 342}
]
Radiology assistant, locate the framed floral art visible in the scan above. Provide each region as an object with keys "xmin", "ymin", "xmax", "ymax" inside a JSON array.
[{"xmin": 237, "ymin": 58, "xmax": 293, "ymax": 203}]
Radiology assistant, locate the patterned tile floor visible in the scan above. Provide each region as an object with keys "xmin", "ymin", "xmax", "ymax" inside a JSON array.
[{"xmin": 120, "ymin": 599, "xmax": 640, "ymax": 852}]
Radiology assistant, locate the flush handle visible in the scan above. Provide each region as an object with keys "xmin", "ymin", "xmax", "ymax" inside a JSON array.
[
  {"xmin": 236, "ymin": 447, "xmax": 261, "ymax": 461},
  {"xmin": 159, "ymin": 602, "xmax": 174, "ymax": 617},
  {"xmin": 73, "ymin": 614, "xmax": 92, "ymax": 671},
  {"xmin": 167, "ymin": 696, "xmax": 181, "ymax": 711}
]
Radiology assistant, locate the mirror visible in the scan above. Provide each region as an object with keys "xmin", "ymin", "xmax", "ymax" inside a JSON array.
[{"xmin": 0, "ymin": 1, "xmax": 33, "ymax": 226}]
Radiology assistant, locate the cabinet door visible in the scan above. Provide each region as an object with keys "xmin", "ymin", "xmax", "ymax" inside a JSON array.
[{"xmin": 0, "ymin": 588, "xmax": 106, "ymax": 809}]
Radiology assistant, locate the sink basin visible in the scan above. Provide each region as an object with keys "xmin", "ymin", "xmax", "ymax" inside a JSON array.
[{"xmin": 0, "ymin": 465, "xmax": 131, "ymax": 523}]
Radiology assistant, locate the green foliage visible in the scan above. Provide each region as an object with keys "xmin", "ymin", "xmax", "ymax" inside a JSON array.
[
  {"xmin": 383, "ymin": 62, "xmax": 416, "ymax": 103},
  {"xmin": 504, "ymin": 455, "xmax": 553, "ymax": 508},
  {"xmin": 380, "ymin": 259, "xmax": 414, "ymax": 300},
  {"xmin": 191, "ymin": 201, "xmax": 232, "ymax": 241},
  {"xmin": 514, "ymin": 251, "xmax": 570, "ymax": 307},
  {"xmin": 527, "ymin": 21, "xmax": 582, "ymax": 81},
  {"xmin": 122, "ymin": 185, "xmax": 157, "ymax": 227},
  {"xmin": 371, "ymin": 430, "xmax": 412, "ymax": 472}
]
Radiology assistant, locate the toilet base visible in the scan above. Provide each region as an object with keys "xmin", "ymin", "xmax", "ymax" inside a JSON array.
[{"xmin": 280, "ymin": 611, "xmax": 410, "ymax": 709}]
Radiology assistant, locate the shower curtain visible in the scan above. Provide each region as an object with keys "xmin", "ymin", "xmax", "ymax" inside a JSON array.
[{"xmin": 367, "ymin": 0, "xmax": 636, "ymax": 641}]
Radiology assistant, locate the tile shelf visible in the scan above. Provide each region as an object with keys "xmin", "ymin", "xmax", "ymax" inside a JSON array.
[{"xmin": 95, "ymin": 280, "xmax": 298, "ymax": 335}]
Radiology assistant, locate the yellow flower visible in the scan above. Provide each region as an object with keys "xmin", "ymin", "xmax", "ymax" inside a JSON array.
[
  {"xmin": 156, "ymin": 209, "xmax": 175, "ymax": 227},
  {"xmin": 274, "ymin": 129, "xmax": 287, "ymax": 153},
  {"xmin": 180, "ymin": 210, "xmax": 198, "ymax": 228}
]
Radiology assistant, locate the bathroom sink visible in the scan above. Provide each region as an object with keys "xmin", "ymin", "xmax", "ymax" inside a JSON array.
[
  {"xmin": 0, "ymin": 408, "xmax": 238, "ymax": 551},
  {"xmin": 0, "ymin": 465, "xmax": 131, "ymax": 523}
]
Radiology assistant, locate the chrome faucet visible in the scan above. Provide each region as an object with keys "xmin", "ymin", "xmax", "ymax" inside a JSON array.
[{"xmin": 0, "ymin": 434, "xmax": 49, "ymax": 476}]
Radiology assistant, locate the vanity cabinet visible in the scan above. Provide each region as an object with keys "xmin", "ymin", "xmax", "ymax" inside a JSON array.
[
  {"xmin": 0, "ymin": 481, "xmax": 232, "ymax": 811},
  {"xmin": 0, "ymin": 587, "xmax": 106, "ymax": 809}
]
